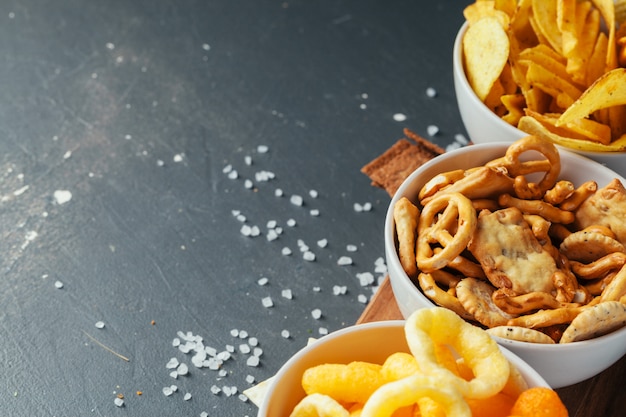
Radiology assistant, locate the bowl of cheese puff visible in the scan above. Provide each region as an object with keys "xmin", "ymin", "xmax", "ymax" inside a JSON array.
[{"xmin": 257, "ymin": 307, "xmax": 568, "ymax": 417}]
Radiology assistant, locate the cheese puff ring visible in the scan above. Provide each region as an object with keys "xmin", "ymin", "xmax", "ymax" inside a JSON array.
[
  {"xmin": 544, "ymin": 180, "xmax": 575, "ymax": 205},
  {"xmin": 498, "ymin": 193, "xmax": 575, "ymax": 224},
  {"xmin": 417, "ymin": 272, "xmax": 474, "ymax": 321},
  {"xmin": 417, "ymin": 193, "xmax": 477, "ymax": 272},
  {"xmin": 360, "ymin": 372, "xmax": 471, "ymax": 417},
  {"xmin": 289, "ymin": 393, "xmax": 350, "ymax": 417},
  {"xmin": 393, "ymin": 197, "xmax": 420, "ymax": 279},
  {"xmin": 418, "ymin": 169, "xmax": 466, "ymax": 201},
  {"xmin": 506, "ymin": 306, "xmax": 583, "ymax": 329},
  {"xmin": 486, "ymin": 135, "xmax": 561, "ymax": 199},
  {"xmin": 492, "ymin": 289, "xmax": 563, "ymax": 315},
  {"xmin": 404, "ymin": 307, "xmax": 511, "ymax": 399},
  {"xmin": 571, "ymin": 252, "xmax": 626, "ymax": 279},
  {"xmin": 420, "ymin": 166, "xmax": 514, "ymax": 206},
  {"xmin": 559, "ymin": 180, "xmax": 597, "ymax": 212}
]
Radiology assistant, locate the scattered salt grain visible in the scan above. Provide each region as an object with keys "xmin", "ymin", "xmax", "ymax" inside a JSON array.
[
  {"xmin": 114, "ymin": 397, "xmax": 124, "ymax": 407},
  {"xmin": 313, "ymin": 286, "xmax": 321, "ymax": 292},
  {"xmin": 266, "ymin": 220, "xmax": 277, "ymax": 228},
  {"xmin": 183, "ymin": 392, "xmax": 192, "ymax": 401},
  {"xmin": 281, "ymin": 247, "xmax": 292, "ymax": 256},
  {"xmin": 244, "ymin": 179, "xmax": 254, "ymax": 189},
  {"xmin": 177, "ymin": 363, "xmax": 189, "ymax": 376},
  {"xmin": 244, "ymin": 155, "xmax": 252, "ymax": 165},
  {"xmin": 239, "ymin": 393, "xmax": 249, "ymax": 402},
  {"xmin": 210, "ymin": 385, "xmax": 221, "ymax": 395},
  {"xmin": 162, "ymin": 386, "xmax": 175, "ymax": 397},
  {"xmin": 426, "ymin": 87, "xmax": 437, "ymax": 98},
  {"xmin": 337, "ymin": 256, "xmax": 353, "ymax": 266},
  {"xmin": 281, "ymin": 289, "xmax": 293, "ymax": 299},
  {"xmin": 309, "ymin": 189, "xmax": 318, "ymax": 198},
  {"xmin": 393, "ymin": 113, "xmax": 407, "ymax": 122},
  {"xmin": 358, "ymin": 294, "xmax": 369, "ymax": 304},
  {"xmin": 257, "ymin": 277, "xmax": 269, "ymax": 286},
  {"xmin": 54, "ymin": 280, "xmax": 64, "ymax": 289},
  {"xmin": 228, "ymin": 170, "xmax": 238, "ymax": 179},
  {"xmin": 346, "ymin": 244, "xmax": 358, "ymax": 252},
  {"xmin": 261, "ymin": 296, "xmax": 274, "ymax": 308},
  {"xmin": 201, "ymin": 412, "xmax": 209, "ymax": 417},
  {"xmin": 246, "ymin": 374, "xmax": 256, "ymax": 384},
  {"xmin": 239, "ymin": 330, "xmax": 249, "ymax": 339},
  {"xmin": 246, "ymin": 356, "xmax": 260, "ymax": 367},
  {"xmin": 309, "ymin": 209, "xmax": 320, "ymax": 216},
  {"xmin": 248, "ymin": 337, "xmax": 259, "ymax": 346},
  {"xmin": 290, "ymin": 195, "xmax": 303, "ymax": 206},
  {"xmin": 95, "ymin": 321, "xmax": 105, "ymax": 329},
  {"xmin": 356, "ymin": 272, "xmax": 375, "ymax": 286},
  {"xmin": 166, "ymin": 357, "xmax": 179, "ymax": 369},
  {"xmin": 286, "ymin": 218, "xmax": 297, "ymax": 227},
  {"xmin": 332, "ymin": 285, "xmax": 347, "ymax": 295},
  {"xmin": 53, "ymin": 190, "xmax": 72, "ymax": 205},
  {"xmin": 454, "ymin": 133, "xmax": 469, "ymax": 145},
  {"xmin": 311, "ymin": 309, "xmax": 322, "ymax": 319},
  {"xmin": 173, "ymin": 154, "xmax": 184, "ymax": 163},
  {"xmin": 274, "ymin": 188, "xmax": 284, "ymax": 197},
  {"xmin": 257, "ymin": 145, "xmax": 269, "ymax": 153},
  {"xmin": 239, "ymin": 344, "xmax": 251, "ymax": 354},
  {"xmin": 169, "ymin": 371, "xmax": 178, "ymax": 378},
  {"xmin": 427, "ymin": 125, "xmax": 440, "ymax": 136},
  {"xmin": 319, "ymin": 327, "xmax": 329, "ymax": 335},
  {"xmin": 303, "ymin": 251, "xmax": 316, "ymax": 262},
  {"xmin": 202, "ymin": 43, "xmax": 211, "ymax": 51},
  {"xmin": 266, "ymin": 229, "xmax": 279, "ymax": 241},
  {"xmin": 223, "ymin": 164, "xmax": 233, "ymax": 174},
  {"xmin": 317, "ymin": 239, "xmax": 328, "ymax": 248},
  {"xmin": 281, "ymin": 329, "xmax": 290, "ymax": 339},
  {"xmin": 172, "ymin": 338, "xmax": 181, "ymax": 347},
  {"xmin": 230, "ymin": 329, "xmax": 239, "ymax": 337}
]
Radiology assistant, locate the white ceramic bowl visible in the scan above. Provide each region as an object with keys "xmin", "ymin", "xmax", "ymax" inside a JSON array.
[
  {"xmin": 257, "ymin": 320, "xmax": 549, "ymax": 417},
  {"xmin": 384, "ymin": 142, "xmax": 626, "ymax": 388},
  {"xmin": 453, "ymin": 21, "xmax": 626, "ymax": 178}
]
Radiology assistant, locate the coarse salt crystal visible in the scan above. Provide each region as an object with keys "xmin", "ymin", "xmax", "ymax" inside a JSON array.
[
  {"xmin": 266, "ymin": 220, "xmax": 277, "ymax": 228},
  {"xmin": 332, "ymin": 285, "xmax": 347, "ymax": 295},
  {"xmin": 290, "ymin": 195, "xmax": 303, "ymax": 206},
  {"xmin": 169, "ymin": 371, "xmax": 178, "ymax": 378},
  {"xmin": 266, "ymin": 229, "xmax": 278, "ymax": 241},
  {"xmin": 337, "ymin": 256, "xmax": 352, "ymax": 266},
  {"xmin": 426, "ymin": 87, "xmax": 437, "ymax": 97},
  {"xmin": 393, "ymin": 113, "xmax": 407, "ymax": 122},
  {"xmin": 114, "ymin": 397, "xmax": 124, "ymax": 407},
  {"xmin": 239, "ymin": 330, "xmax": 249, "ymax": 339},
  {"xmin": 358, "ymin": 294, "xmax": 369, "ymax": 304},
  {"xmin": 248, "ymin": 337, "xmax": 259, "ymax": 346},
  {"xmin": 236, "ymin": 214, "xmax": 247, "ymax": 223},
  {"xmin": 261, "ymin": 296, "xmax": 274, "ymax": 308},
  {"xmin": 286, "ymin": 218, "xmax": 296, "ymax": 227},
  {"xmin": 53, "ymin": 190, "xmax": 72, "ymax": 205},
  {"xmin": 162, "ymin": 386, "xmax": 174, "ymax": 396},
  {"xmin": 239, "ymin": 344, "xmax": 251, "ymax": 354},
  {"xmin": 303, "ymin": 251, "xmax": 316, "ymax": 261},
  {"xmin": 239, "ymin": 393, "xmax": 249, "ymax": 402},
  {"xmin": 95, "ymin": 321, "xmax": 105, "ymax": 329},
  {"xmin": 313, "ymin": 286, "xmax": 321, "ymax": 292},
  {"xmin": 54, "ymin": 280, "xmax": 64, "ymax": 289},
  {"xmin": 166, "ymin": 357, "xmax": 180, "ymax": 369},
  {"xmin": 281, "ymin": 329, "xmax": 290, "ymax": 339},
  {"xmin": 183, "ymin": 392, "xmax": 192, "ymax": 401},
  {"xmin": 257, "ymin": 277, "xmax": 269, "ymax": 286},
  {"xmin": 356, "ymin": 272, "xmax": 375, "ymax": 286},
  {"xmin": 311, "ymin": 309, "xmax": 322, "ymax": 319},
  {"xmin": 244, "ymin": 155, "xmax": 252, "ymax": 165},
  {"xmin": 244, "ymin": 179, "xmax": 254, "ymax": 189},
  {"xmin": 275, "ymin": 188, "xmax": 284, "ymax": 197},
  {"xmin": 455, "ymin": 133, "xmax": 469, "ymax": 145},
  {"xmin": 177, "ymin": 363, "xmax": 189, "ymax": 376},
  {"xmin": 210, "ymin": 385, "xmax": 221, "ymax": 395},
  {"xmin": 246, "ymin": 374, "xmax": 256, "ymax": 384},
  {"xmin": 230, "ymin": 329, "xmax": 239, "ymax": 337},
  {"xmin": 319, "ymin": 327, "xmax": 329, "ymax": 335},
  {"xmin": 281, "ymin": 247, "xmax": 292, "ymax": 256},
  {"xmin": 228, "ymin": 170, "xmax": 239, "ymax": 179},
  {"xmin": 257, "ymin": 145, "xmax": 269, "ymax": 153},
  {"xmin": 309, "ymin": 189, "xmax": 318, "ymax": 198},
  {"xmin": 346, "ymin": 244, "xmax": 358, "ymax": 252},
  {"xmin": 246, "ymin": 356, "xmax": 260, "ymax": 367},
  {"xmin": 427, "ymin": 125, "xmax": 439, "ymax": 136},
  {"xmin": 281, "ymin": 289, "xmax": 293, "ymax": 299},
  {"xmin": 309, "ymin": 209, "xmax": 320, "ymax": 216}
]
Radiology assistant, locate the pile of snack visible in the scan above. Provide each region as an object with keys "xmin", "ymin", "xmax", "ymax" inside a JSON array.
[
  {"xmin": 394, "ymin": 135, "xmax": 626, "ymax": 344},
  {"xmin": 289, "ymin": 307, "xmax": 568, "ymax": 417},
  {"xmin": 462, "ymin": 0, "xmax": 626, "ymax": 151}
]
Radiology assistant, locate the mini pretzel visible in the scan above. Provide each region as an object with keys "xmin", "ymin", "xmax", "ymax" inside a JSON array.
[
  {"xmin": 440, "ymin": 250, "xmax": 486, "ymax": 279},
  {"xmin": 498, "ymin": 193, "xmax": 575, "ymax": 224},
  {"xmin": 420, "ymin": 166, "xmax": 514, "ymax": 206},
  {"xmin": 417, "ymin": 272, "xmax": 474, "ymax": 321},
  {"xmin": 506, "ymin": 306, "xmax": 583, "ymax": 329},
  {"xmin": 559, "ymin": 180, "xmax": 597, "ymax": 212},
  {"xmin": 472, "ymin": 198, "xmax": 499, "ymax": 211},
  {"xmin": 393, "ymin": 197, "xmax": 420, "ymax": 278},
  {"xmin": 570, "ymin": 252, "xmax": 626, "ymax": 279},
  {"xmin": 492, "ymin": 289, "xmax": 563, "ymax": 315},
  {"xmin": 523, "ymin": 214, "xmax": 551, "ymax": 243},
  {"xmin": 583, "ymin": 273, "xmax": 616, "ymax": 296},
  {"xmin": 553, "ymin": 270, "xmax": 579, "ymax": 303},
  {"xmin": 417, "ymin": 192, "xmax": 477, "ymax": 272},
  {"xmin": 600, "ymin": 264, "xmax": 626, "ymax": 302},
  {"xmin": 418, "ymin": 169, "xmax": 466, "ymax": 201},
  {"xmin": 486, "ymin": 135, "xmax": 561, "ymax": 200},
  {"xmin": 544, "ymin": 180, "xmax": 575, "ymax": 205}
]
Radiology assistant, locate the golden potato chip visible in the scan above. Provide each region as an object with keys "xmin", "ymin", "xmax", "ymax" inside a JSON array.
[
  {"xmin": 590, "ymin": 0, "xmax": 617, "ymax": 69},
  {"xmin": 586, "ymin": 31, "xmax": 608, "ymax": 87},
  {"xmin": 524, "ymin": 61, "xmax": 583, "ymax": 109},
  {"xmin": 557, "ymin": 0, "xmax": 578, "ymax": 56},
  {"xmin": 525, "ymin": 109, "xmax": 611, "ymax": 144},
  {"xmin": 501, "ymin": 94, "xmax": 526, "ymax": 125},
  {"xmin": 558, "ymin": 68, "xmax": 626, "ymax": 126},
  {"xmin": 463, "ymin": 16, "xmax": 510, "ymax": 102},
  {"xmin": 531, "ymin": 0, "xmax": 562, "ymax": 54},
  {"xmin": 464, "ymin": 1, "xmax": 511, "ymax": 27}
]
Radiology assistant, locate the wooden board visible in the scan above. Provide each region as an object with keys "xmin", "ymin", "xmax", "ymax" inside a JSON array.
[{"xmin": 357, "ymin": 276, "xmax": 626, "ymax": 417}]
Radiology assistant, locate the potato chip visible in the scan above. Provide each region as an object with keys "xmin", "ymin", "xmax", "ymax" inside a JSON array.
[
  {"xmin": 463, "ymin": 16, "xmax": 510, "ymax": 102},
  {"xmin": 558, "ymin": 68, "xmax": 626, "ymax": 125},
  {"xmin": 531, "ymin": 0, "xmax": 562, "ymax": 54}
]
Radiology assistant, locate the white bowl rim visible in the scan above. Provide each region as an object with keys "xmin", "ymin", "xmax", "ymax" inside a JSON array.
[
  {"xmin": 453, "ymin": 20, "xmax": 626, "ymax": 157},
  {"xmin": 384, "ymin": 141, "xmax": 626, "ymax": 349}
]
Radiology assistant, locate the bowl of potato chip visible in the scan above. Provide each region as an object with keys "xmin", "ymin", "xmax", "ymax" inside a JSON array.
[
  {"xmin": 453, "ymin": 0, "xmax": 626, "ymax": 177},
  {"xmin": 258, "ymin": 307, "xmax": 571, "ymax": 417},
  {"xmin": 385, "ymin": 137, "xmax": 626, "ymax": 388}
]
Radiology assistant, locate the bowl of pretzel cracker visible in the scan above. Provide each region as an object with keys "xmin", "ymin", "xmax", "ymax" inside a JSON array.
[
  {"xmin": 258, "ymin": 307, "xmax": 571, "ymax": 417},
  {"xmin": 385, "ymin": 136, "xmax": 626, "ymax": 388},
  {"xmin": 453, "ymin": 1, "xmax": 626, "ymax": 178}
]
